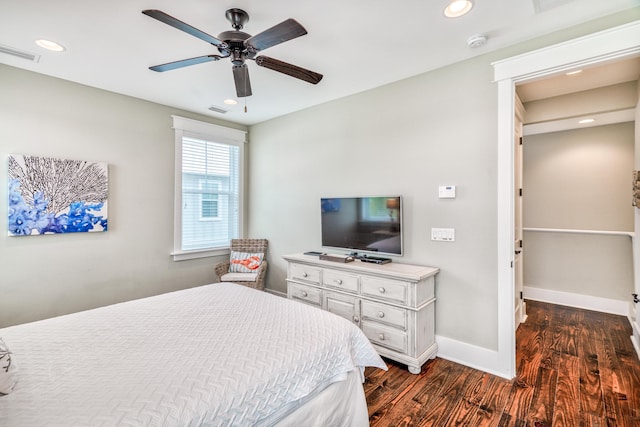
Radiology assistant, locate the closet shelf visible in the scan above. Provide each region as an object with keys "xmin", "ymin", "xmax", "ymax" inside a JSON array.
[{"xmin": 523, "ymin": 227, "xmax": 634, "ymax": 238}]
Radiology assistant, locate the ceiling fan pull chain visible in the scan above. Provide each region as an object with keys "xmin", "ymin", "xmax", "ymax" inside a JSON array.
[{"xmin": 244, "ymin": 78, "xmax": 248, "ymax": 113}]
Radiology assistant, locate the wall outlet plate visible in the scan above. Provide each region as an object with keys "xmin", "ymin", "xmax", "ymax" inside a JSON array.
[{"xmin": 439, "ymin": 185, "xmax": 456, "ymax": 199}]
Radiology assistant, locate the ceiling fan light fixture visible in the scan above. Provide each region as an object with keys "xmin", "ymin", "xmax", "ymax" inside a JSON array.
[
  {"xmin": 35, "ymin": 39, "xmax": 65, "ymax": 52},
  {"xmin": 444, "ymin": 0, "xmax": 474, "ymax": 18},
  {"xmin": 142, "ymin": 8, "xmax": 322, "ymax": 97}
]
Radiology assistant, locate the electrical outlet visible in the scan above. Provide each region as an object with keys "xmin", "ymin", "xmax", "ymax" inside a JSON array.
[{"xmin": 438, "ymin": 185, "xmax": 456, "ymax": 199}]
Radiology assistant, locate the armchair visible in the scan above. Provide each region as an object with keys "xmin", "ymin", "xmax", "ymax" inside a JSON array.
[{"xmin": 215, "ymin": 239, "xmax": 268, "ymax": 290}]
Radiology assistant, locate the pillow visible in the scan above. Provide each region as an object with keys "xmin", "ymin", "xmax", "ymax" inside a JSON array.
[
  {"xmin": 229, "ymin": 251, "xmax": 264, "ymax": 273},
  {"xmin": 0, "ymin": 337, "xmax": 17, "ymax": 395}
]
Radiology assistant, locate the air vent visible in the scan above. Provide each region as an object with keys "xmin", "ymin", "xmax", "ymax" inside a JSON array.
[
  {"xmin": 208, "ymin": 105, "xmax": 229, "ymax": 114},
  {"xmin": 532, "ymin": 0, "xmax": 572, "ymax": 13},
  {"xmin": 0, "ymin": 44, "xmax": 40, "ymax": 62}
]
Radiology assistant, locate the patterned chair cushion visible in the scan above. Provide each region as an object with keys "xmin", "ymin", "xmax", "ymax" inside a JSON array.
[
  {"xmin": 0, "ymin": 337, "xmax": 18, "ymax": 395},
  {"xmin": 221, "ymin": 272, "xmax": 259, "ymax": 282},
  {"xmin": 229, "ymin": 251, "xmax": 264, "ymax": 273}
]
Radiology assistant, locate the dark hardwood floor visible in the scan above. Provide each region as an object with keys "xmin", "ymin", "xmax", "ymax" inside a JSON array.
[{"xmin": 364, "ymin": 300, "xmax": 640, "ymax": 426}]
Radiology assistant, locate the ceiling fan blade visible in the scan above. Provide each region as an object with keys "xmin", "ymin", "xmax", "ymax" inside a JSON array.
[
  {"xmin": 233, "ymin": 65, "xmax": 252, "ymax": 97},
  {"xmin": 245, "ymin": 19, "xmax": 307, "ymax": 52},
  {"xmin": 149, "ymin": 55, "xmax": 223, "ymax": 72},
  {"xmin": 255, "ymin": 56, "xmax": 323, "ymax": 85},
  {"xmin": 142, "ymin": 9, "xmax": 226, "ymax": 47}
]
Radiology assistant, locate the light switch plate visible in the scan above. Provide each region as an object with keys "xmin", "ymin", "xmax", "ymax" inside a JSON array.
[{"xmin": 431, "ymin": 228, "xmax": 455, "ymax": 241}]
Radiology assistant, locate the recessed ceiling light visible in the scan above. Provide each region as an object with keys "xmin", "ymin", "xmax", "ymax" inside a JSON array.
[
  {"xmin": 224, "ymin": 99, "xmax": 238, "ymax": 105},
  {"xmin": 35, "ymin": 39, "xmax": 65, "ymax": 52},
  {"xmin": 444, "ymin": 0, "xmax": 474, "ymax": 18},
  {"xmin": 566, "ymin": 70, "xmax": 583, "ymax": 75},
  {"xmin": 578, "ymin": 118, "xmax": 595, "ymax": 124}
]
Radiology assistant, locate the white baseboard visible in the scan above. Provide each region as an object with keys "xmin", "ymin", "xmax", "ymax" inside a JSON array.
[
  {"xmin": 435, "ymin": 335, "xmax": 512, "ymax": 380},
  {"xmin": 524, "ymin": 286, "xmax": 629, "ymax": 316}
]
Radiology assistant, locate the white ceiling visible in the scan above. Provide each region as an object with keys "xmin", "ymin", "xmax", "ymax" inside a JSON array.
[
  {"xmin": 517, "ymin": 56, "xmax": 640, "ymax": 102},
  {"xmin": 1, "ymin": 0, "xmax": 638, "ymax": 126}
]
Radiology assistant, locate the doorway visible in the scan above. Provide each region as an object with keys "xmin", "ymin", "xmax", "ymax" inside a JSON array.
[
  {"xmin": 513, "ymin": 58, "xmax": 637, "ymax": 324},
  {"xmin": 493, "ymin": 21, "xmax": 640, "ymax": 379}
]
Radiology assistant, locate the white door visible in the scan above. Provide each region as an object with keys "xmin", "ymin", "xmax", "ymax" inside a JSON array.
[{"xmin": 514, "ymin": 96, "xmax": 526, "ymax": 329}]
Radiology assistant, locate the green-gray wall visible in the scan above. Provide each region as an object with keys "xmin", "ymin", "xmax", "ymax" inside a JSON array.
[
  {"xmin": 523, "ymin": 123, "xmax": 634, "ymax": 301},
  {"xmin": 1, "ymin": 11, "xmax": 637, "ymax": 373},
  {"xmin": 248, "ymin": 13, "xmax": 639, "ymax": 353},
  {"xmin": 0, "ymin": 65, "xmax": 247, "ymax": 326}
]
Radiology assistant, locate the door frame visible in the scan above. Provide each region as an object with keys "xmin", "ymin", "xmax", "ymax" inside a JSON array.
[
  {"xmin": 492, "ymin": 21, "xmax": 640, "ymax": 379},
  {"xmin": 514, "ymin": 95, "xmax": 526, "ymax": 330}
]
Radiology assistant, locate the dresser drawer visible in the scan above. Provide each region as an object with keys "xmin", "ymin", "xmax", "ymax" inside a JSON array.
[
  {"xmin": 361, "ymin": 277, "xmax": 408, "ymax": 304},
  {"xmin": 362, "ymin": 322, "xmax": 408, "ymax": 353},
  {"xmin": 289, "ymin": 263, "xmax": 321, "ymax": 284},
  {"xmin": 288, "ymin": 282, "xmax": 322, "ymax": 306},
  {"xmin": 324, "ymin": 291, "xmax": 359, "ymax": 324},
  {"xmin": 323, "ymin": 269, "xmax": 359, "ymax": 293},
  {"xmin": 361, "ymin": 300, "xmax": 407, "ymax": 330}
]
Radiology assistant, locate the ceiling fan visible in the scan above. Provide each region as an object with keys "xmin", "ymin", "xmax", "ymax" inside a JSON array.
[{"xmin": 142, "ymin": 8, "xmax": 323, "ymax": 98}]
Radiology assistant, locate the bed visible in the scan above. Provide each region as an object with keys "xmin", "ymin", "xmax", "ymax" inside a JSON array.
[{"xmin": 0, "ymin": 282, "xmax": 387, "ymax": 426}]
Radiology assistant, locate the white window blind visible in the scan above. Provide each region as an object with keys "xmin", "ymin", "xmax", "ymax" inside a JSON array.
[{"xmin": 171, "ymin": 116, "xmax": 246, "ymax": 261}]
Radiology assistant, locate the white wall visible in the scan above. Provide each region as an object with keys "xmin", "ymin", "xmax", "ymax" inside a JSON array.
[{"xmin": 0, "ymin": 65, "xmax": 247, "ymax": 327}]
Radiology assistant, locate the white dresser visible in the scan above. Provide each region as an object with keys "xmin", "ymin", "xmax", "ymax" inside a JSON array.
[{"xmin": 284, "ymin": 253, "xmax": 439, "ymax": 374}]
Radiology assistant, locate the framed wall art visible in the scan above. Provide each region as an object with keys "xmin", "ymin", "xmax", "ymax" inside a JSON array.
[{"xmin": 8, "ymin": 154, "xmax": 108, "ymax": 236}]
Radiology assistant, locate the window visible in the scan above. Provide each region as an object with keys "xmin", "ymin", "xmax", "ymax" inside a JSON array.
[
  {"xmin": 199, "ymin": 179, "xmax": 220, "ymax": 220},
  {"xmin": 172, "ymin": 116, "xmax": 246, "ymax": 261}
]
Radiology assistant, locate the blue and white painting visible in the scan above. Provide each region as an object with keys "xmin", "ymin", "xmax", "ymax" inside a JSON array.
[{"xmin": 8, "ymin": 154, "xmax": 108, "ymax": 236}]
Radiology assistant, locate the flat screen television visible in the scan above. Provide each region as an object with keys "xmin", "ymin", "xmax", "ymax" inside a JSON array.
[{"xmin": 320, "ymin": 196, "xmax": 402, "ymax": 256}]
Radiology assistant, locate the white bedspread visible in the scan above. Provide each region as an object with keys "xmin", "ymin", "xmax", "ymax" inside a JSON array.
[{"xmin": 0, "ymin": 283, "xmax": 386, "ymax": 426}]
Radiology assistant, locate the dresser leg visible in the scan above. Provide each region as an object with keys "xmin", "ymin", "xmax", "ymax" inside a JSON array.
[{"xmin": 408, "ymin": 365, "xmax": 421, "ymax": 375}]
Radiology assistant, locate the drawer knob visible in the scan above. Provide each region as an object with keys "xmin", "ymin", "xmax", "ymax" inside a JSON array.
[
  {"xmin": 301, "ymin": 291, "xmax": 308, "ymax": 297},
  {"xmin": 353, "ymin": 316, "xmax": 360, "ymax": 324},
  {"xmin": 379, "ymin": 333, "xmax": 385, "ymax": 340},
  {"xmin": 378, "ymin": 287, "xmax": 386, "ymax": 293},
  {"xmin": 378, "ymin": 311, "xmax": 385, "ymax": 318},
  {"xmin": 335, "ymin": 279, "xmax": 343, "ymax": 285},
  {"xmin": 302, "ymin": 272, "xmax": 308, "ymax": 278}
]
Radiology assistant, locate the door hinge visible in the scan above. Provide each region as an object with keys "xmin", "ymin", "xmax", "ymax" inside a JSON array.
[
  {"xmin": 520, "ymin": 291, "xmax": 523, "ymax": 300},
  {"xmin": 519, "ymin": 240, "xmax": 523, "ymax": 248},
  {"xmin": 519, "ymin": 137, "xmax": 523, "ymax": 145},
  {"xmin": 519, "ymin": 188, "xmax": 523, "ymax": 197}
]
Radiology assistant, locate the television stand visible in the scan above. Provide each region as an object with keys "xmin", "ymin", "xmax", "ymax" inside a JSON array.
[{"xmin": 284, "ymin": 253, "xmax": 439, "ymax": 374}]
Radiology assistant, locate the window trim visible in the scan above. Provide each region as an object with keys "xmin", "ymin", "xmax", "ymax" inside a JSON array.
[{"xmin": 171, "ymin": 115, "xmax": 246, "ymax": 261}]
